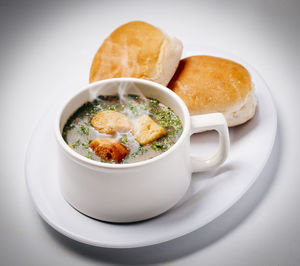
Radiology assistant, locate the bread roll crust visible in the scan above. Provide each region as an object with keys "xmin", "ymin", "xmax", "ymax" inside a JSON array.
[
  {"xmin": 89, "ymin": 21, "xmax": 182, "ymax": 86},
  {"xmin": 168, "ymin": 56, "xmax": 256, "ymax": 126}
]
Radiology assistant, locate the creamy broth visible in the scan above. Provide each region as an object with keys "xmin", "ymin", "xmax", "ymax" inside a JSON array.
[{"xmin": 62, "ymin": 95, "xmax": 183, "ymax": 164}]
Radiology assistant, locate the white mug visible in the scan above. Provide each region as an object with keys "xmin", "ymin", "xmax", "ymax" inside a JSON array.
[{"xmin": 55, "ymin": 78, "xmax": 230, "ymax": 223}]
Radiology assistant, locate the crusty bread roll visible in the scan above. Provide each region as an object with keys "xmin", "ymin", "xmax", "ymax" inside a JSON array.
[
  {"xmin": 168, "ymin": 56, "xmax": 257, "ymax": 127},
  {"xmin": 89, "ymin": 21, "xmax": 183, "ymax": 86}
]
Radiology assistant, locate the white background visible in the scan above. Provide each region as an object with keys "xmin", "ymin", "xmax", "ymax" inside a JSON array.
[{"xmin": 1, "ymin": 0, "xmax": 299, "ymax": 265}]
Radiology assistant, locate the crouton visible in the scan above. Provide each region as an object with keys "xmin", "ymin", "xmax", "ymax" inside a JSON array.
[
  {"xmin": 90, "ymin": 138, "xmax": 129, "ymax": 163},
  {"xmin": 91, "ymin": 110, "xmax": 131, "ymax": 134},
  {"xmin": 132, "ymin": 115, "xmax": 166, "ymax": 145}
]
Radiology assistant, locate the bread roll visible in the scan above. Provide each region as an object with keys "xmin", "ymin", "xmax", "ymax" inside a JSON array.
[
  {"xmin": 168, "ymin": 56, "xmax": 257, "ymax": 127},
  {"xmin": 89, "ymin": 21, "xmax": 183, "ymax": 86}
]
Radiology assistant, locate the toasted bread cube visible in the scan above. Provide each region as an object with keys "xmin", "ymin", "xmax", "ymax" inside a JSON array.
[
  {"xmin": 132, "ymin": 115, "xmax": 166, "ymax": 145},
  {"xmin": 90, "ymin": 138, "xmax": 129, "ymax": 163},
  {"xmin": 91, "ymin": 110, "xmax": 131, "ymax": 134}
]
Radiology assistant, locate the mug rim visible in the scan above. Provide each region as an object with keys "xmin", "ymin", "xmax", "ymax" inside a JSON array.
[{"xmin": 54, "ymin": 78, "xmax": 191, "ymax": 169}]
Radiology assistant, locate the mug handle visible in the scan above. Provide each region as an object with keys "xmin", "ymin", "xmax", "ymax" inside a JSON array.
[{"xmin": 190, "ymin": 113, "xmax": 230, "ymax": 173}]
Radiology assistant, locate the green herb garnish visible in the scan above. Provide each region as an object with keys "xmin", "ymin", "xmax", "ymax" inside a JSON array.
[
  {"xmin": 130, "ymin": 146, "xmax": 149, "ymax": 158},
  {"xmin": 85, "ymin": 151, "xmax": 93, "ymax": 159},
  {"xmin": 129, "ymin": 104, "xmax": 139, "ymax": 116},
  {"xmin": 128, "ymin": 94, "xmax": 139, "ymax": 99},
  {"xmin": 69, "ymin": 139, "xmax": 81, "ymax": 149},
  {"xmin": 121, "ymin": 136, "xmax": 128, "ymax": 144},
  {"xmin": 108, "ymin": 105, "xmax": 117, "ymax": 111},
  {"xmin": 78, "ymin": 125, "xmax": 89, "ymax": 135}
]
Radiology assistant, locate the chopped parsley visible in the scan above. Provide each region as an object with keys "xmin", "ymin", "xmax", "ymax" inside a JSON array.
[
  {"xmin": 120, "ymin": 136, "xmax": 128, "ymax": 144},
  {"xmin": 68, "ymin": 139, "xmax": 81, "ymax": 149},
  {"xmin": 130, "ymin": 146, "xmax": 149, "ymax": 158},
  {"xmin": 129, "ymin": 104, "xmax": 139, "ymax": 116},
  {"xmin": 78, "ymin": 125, "xmax": 89, "ymax": 135}
]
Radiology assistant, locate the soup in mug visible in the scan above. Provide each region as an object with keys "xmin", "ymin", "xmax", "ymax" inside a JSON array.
[{"xmin": 62, "ymin": 94, "xmax": 183, "ymax": 164}]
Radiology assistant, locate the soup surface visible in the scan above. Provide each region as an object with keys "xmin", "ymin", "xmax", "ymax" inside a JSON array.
[{"xmin": 62, "ymin": 94, "xmax": 183, "ymax": 164}]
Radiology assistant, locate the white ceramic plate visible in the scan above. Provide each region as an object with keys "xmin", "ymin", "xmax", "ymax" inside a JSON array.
[{"xmin": 25, "ymin": 45, "xmax": 277, "ymax": 248}]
